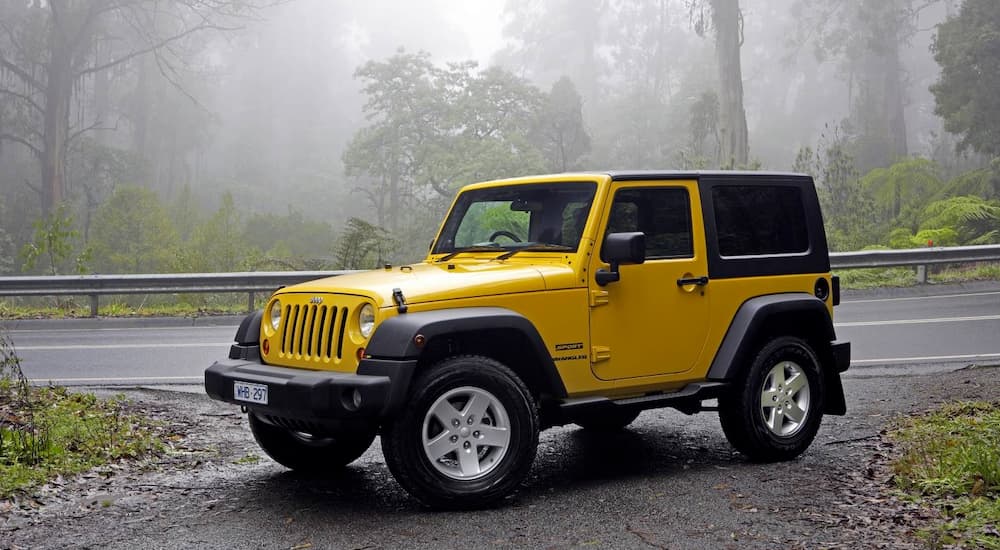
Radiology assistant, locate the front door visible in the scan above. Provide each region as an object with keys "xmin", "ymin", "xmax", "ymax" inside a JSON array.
[{"xmin": 588, "ymin": 181, "xmax": 710, "ymax": 381}]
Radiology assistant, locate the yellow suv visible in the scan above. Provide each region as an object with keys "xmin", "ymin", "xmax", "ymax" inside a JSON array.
[{"xmin": 206, "ymin": 171, "xmax": 850, "ymax": 509}]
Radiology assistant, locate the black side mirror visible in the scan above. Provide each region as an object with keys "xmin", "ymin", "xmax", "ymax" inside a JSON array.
[{"xmin": 596, "ymin": 232, "xmax": 645, "ymax": 286}]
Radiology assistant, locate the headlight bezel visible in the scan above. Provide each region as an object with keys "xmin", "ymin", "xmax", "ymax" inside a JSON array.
[
  {"xmin": 268, "ymin": 299, "xmax": 282, "ymax": 332},
  {"xmin": 358, "ymin": 303, "xmax": 375, "ymax": 338}
]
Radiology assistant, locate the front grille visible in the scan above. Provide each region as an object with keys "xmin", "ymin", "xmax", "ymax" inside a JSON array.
[{"xmin": 279, "ymin": 303, "xmax": 350, "ymax": 361}]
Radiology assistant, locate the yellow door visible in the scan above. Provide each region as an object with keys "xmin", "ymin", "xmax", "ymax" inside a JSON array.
[{"xmin": 588, "ymin": 181, "xmax": 710, "ymax": 381}]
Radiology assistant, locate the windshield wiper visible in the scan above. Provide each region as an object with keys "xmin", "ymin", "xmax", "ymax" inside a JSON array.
[
  {"xmin": 436, "ymin": 245, "xmax": 504, "ymax": 262},
  {"xmin": 494, "ymin": 244, "xmax": 574, "ymax": 260}
]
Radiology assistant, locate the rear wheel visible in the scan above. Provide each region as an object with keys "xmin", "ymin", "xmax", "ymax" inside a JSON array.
[
  {"xmin": 719, "ymin": 337, "xmax": 825, "ymax": 462},
  {"xmin": 248, "ymin": 413, "xmax": 375, "ymax": 472},
  {"xmin": 381, "ymin": 355, "xmax": 539, "ymax": 509}
]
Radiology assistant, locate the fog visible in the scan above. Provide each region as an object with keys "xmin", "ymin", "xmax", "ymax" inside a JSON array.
[{"xmin": 1, "ymin": 0, "xmax": 996, "ymax": 275}]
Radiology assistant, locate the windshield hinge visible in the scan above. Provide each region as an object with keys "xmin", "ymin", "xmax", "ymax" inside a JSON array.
[
  {"xmin": 589, "ymin": 290, "xmax": 609, "ymax": 307},
  {"xmin": 591, "ymin": 346, "xmax": 611, "ymax": 363}
]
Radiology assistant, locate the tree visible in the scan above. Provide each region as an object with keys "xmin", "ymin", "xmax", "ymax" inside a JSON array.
[
  {"xmin": 0, "ymin": 0, "xmax": 252, "ymax": 216},
  {"xmin": 87, "ymin": 185, "xmax": 177, "ymax": 273},
  {"xmin": 533, "ymin": 77, "xmax": 591, "ymax": 172},
  {"xmin": 790, "ymin": 0, "xmax": 939, "ymax": 172},
  {"xmin": 19, "ymin": 204, "xmax": 86, "ymax": 275},
  {"xmin": 691, "ymin": 0, "xmax": 749, "ymax": 167},
  {"xmin": 183, "ymin": 192, "xmax": 244, "ymax": 273},
  {"xmin": 344, "ymin": 51, "xmax": 558, "ymax": 235},
  {"xmin": 861, "ymin": 157, "xmax": 943, "ymax": 228},
  {"xmin": 334, "ymin": 218, "xmax": 399, "ymax": 270},
  {"xmin": 931, "ymin": 0, "xmax": 1000, "ymax": 157},
  {"xmin": 793, "ymin": 127, "xmax": 875, "ymax": 250}
]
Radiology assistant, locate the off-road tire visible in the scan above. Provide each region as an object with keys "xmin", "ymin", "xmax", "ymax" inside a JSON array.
[
  {"xmin": 381, "ymin": 355, "xmax": 539, "ymax": 509},
  {"xmin": 719, "ymin": 336, "xmax": 825, "ymax": 462},
  {"xmin": 248, "ymin": 413, "xmax": 375, "ymax": 472}
]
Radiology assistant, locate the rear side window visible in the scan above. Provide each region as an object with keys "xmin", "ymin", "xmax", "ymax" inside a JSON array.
[
  {"xmin": 713, "ymin": 186, "xmax": 808, "ymax": 256},
  {"xmin": 604, "ymin": 187, "xmax": 693, "ymax": 260}
]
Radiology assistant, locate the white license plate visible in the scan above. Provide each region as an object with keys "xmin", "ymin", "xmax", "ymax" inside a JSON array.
[{"xmin": 234, "ymin": 381, "xmax": 268, "ymax": 405}]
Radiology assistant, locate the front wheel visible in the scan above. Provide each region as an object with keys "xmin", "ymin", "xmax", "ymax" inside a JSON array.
[
  {"xmin": 719, "ymin": 337, "xmax": 825, "ymax": 462},
  {"xmin": 248, "ymin": 413, "xmax": 375, "ymax": 472},
  {"xmin": 381, "ymin": 355, "xmax": 539, "ymax": 509}
]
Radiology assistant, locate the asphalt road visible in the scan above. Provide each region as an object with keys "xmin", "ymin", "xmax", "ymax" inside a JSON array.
[{"xmin": 4, "ymin": 281, "xmax": 999, "ymax": 386}]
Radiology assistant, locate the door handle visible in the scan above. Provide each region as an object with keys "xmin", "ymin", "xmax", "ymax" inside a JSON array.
[{"xmin": 676, "ymin": 276, "xmax": 709, "ymax": 287}]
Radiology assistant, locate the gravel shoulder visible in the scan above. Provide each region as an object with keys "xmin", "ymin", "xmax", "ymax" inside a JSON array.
[{"xmin": 2, "ymin": 366, "xmax": 997, "ymax": 550}]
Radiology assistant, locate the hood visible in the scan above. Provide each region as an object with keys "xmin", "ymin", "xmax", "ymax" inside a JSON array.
[{"xmin": 280, "ymin": 261, "xmax": 575, "ymax": 307}]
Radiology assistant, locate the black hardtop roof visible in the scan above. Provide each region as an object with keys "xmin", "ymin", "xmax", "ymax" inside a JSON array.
[{"xmin": 606, "ymin": 170, "xmax": 812, "ymax": 183}]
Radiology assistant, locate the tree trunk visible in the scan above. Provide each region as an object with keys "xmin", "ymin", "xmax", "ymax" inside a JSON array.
[
  {"xmin": 883, "ymin": 34, "xmax": 908, "ymax": 162},
  {"xmin": 41, "ymin": 7, "xmax": 74, "ymax": 215},
  {"xmin": 710, "ymin": 0, "xmax": 749, "ymax": 168}
]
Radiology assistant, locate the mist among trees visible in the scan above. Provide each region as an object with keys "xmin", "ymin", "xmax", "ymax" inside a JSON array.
[{"xmin": 1, "ymin": 0, "xmax": 998, "ymax": 277}]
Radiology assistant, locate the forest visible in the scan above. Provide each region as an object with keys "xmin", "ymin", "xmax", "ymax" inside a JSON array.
[{"xmin": 1, "ymin": 0, "xmax": 998, "ymax": 277}]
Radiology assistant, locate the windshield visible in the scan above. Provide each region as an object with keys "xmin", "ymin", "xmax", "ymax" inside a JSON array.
[{"xmin": 432, "ymin": 182, "xmax": 597, "ymax": 255}]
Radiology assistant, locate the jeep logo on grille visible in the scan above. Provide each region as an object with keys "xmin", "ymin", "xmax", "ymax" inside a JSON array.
[{"xmin": 309, "ymin": 296, "xmax": 323, "ymax": 304}]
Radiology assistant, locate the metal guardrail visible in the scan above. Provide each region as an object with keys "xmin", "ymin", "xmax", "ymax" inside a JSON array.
[{"xmin": 1, "ymin": 245, "xmax": 998, "ymax": 316}]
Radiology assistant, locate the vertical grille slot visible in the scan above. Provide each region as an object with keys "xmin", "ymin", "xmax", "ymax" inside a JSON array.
[
  {"xmin": 297, "ymin": 305, "xmax": 309, "ymax": 356},
  {"xmin": 315, "ymin": 306, "xmax": 327, "ymax": 358},
  {"xmin": 305, "ymin": 305, "xmax": 318, "ymax": 358},
  {"xmin": 281, "ymin": 305, "xmax": 292, "ymax": 353},
  {"xmin": 325, "ymin": 306, "xmax": 338, "ymax": 359},
  {"xmin": 337, "ymin": 307, "xmax": 348, "ymax": 359},
  {"xmin": 286, "ymin": 305, "xmax": 300, "ymax": 354}
]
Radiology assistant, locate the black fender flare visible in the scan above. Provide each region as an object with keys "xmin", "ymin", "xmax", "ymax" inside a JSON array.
[
  {"xmin": 364, "ymin": 307, "xmax": 567, "ymax": 398},
  {"xmin": 707, "ymin": 293, "xmax": 834, "ymax": 379},
  {"xmin": 234, "ymin": 310, "xmax": 264, "ymax": 345},
  {"xmin": 229, "ymin": 309, "xmax": 264, "ymax": 361},
  {"xmin": 707, "ymin": 293, "xmax": 846, "ymax": 414}
]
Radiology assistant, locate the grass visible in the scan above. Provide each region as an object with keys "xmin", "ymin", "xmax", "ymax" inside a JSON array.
[
  {"xmin": 0, "ymin": 293, "xmax": 259, "ymax": 319},
  {"xmin": 890, "ymin": 400, "xmax": 1000, "ymax": 549},
  {"xmin": 0, "ymin": 332, "xmax": 165, "ymax": 498},
  {"xmin": 837, "ymin": 262, "xmax": 1000, "ymax": 290}
]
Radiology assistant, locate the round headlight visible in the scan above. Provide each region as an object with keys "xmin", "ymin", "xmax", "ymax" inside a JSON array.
[
  {"xmin": 269, "ymin": 300, "xmax": 282, "ymax": 331},
  {"xmin": 359, "ymin": 303, "xmax": 375, "ymax": 338}
]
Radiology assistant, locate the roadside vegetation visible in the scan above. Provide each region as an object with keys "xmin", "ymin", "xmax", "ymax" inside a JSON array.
[
  {"xmin": 890, "ymin": 399, "xmax": 1000, "ymax": 549},
  {"xmin": 0, "ymin": 332, "xmax": 165, "ymax": 498}
]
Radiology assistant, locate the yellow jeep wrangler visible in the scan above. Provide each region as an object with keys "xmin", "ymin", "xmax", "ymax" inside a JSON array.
[{"xmin": 205, "ymin": 171, "xmax": 850, "ymax": 509}]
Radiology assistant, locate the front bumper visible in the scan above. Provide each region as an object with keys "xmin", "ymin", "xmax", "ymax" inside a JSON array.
[{"xmin": 204, "ymin": 354, "xmax": 417, "ymax": 422}]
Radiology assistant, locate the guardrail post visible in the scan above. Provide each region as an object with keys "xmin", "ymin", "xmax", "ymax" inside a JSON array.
[
  {"xmin": 916, "ymin": 265, "xmax": 928, "ymax": 284},
  {"xmin": 248, "ymin": 291, "xmax": 255, "ymax": 313},
  {"xmin": 89, "ymin": 295, "xmax": 99, "ymax": 317}
]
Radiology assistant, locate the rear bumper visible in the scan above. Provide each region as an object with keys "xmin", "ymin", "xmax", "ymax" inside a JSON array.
[{"xmin": 204, "ymin": 353, "xmax": 416, "ymax": 421}]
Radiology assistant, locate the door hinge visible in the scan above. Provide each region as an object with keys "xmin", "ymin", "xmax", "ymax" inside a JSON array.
[
  {"xmin": 589, "ymin": 290, "xmax": 609, "ymax": 307},
  {"xmin": 591, "ymin": 346, "xmax": 611, "ymax": 363}
]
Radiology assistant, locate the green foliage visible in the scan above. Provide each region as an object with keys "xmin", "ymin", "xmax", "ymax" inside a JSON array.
[
  {"xmin": 891, "ymin": 400, "xmax": 1000, "ymax": 549},
  {"xmin": 794, "ymin": 129, "xmax": 875, "ymax": 251},
  {"xmin": 934, "ymin": 165, "xmax": 1000, "ymax": 202},
  {"xmin": 861, "ymin": 158, "xmax": 944, "ymax": 229},
  {"xmin": 931, "ymin": 0, "xmax": 1000, "ymax": 157},
  {"xmin": 19, "ymin": 205, "xmax": 87, "ymax": 275},
  {"xmin": 343, "ymin": 49, "xmax": 576, "ymax": 240},
  {"xmin": 920, "ymin": 196, "xmax": 1000, "ymax": 245},
  {"xmin": 334, "ymin": 218, "xmax": 399, "ymax": 270},
  {"xmin": 181, "ymin": 192, "xmax": 245, "ymax": 272},
  {"xmin": 534, "ymin": 77, "xmax": 591, "ymax": 172},
  {"xmin": 240, "ymin": 208, "xmax": 338, "ymax": 271},
  {"xmin": 0, "ymin": 330, "xmax": 164, "ymax": 497},
  {"xmin": 87, "ymin": 186, "xmax": 179, "ymax": 273}
]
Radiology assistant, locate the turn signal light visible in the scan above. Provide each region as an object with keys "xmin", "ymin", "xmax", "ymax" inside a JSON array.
[{"xmin": 356, "ymin": 347, "xmax": 366, "ymax": 361}]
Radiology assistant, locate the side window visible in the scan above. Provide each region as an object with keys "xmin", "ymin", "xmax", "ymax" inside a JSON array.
[
  {"xmin": 713, "ymin": 186, "xmax": 808, "ymax": 256},
  {"xmin": 604, "ymin": 187, "xmax": 693, "ymax": 260}
]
